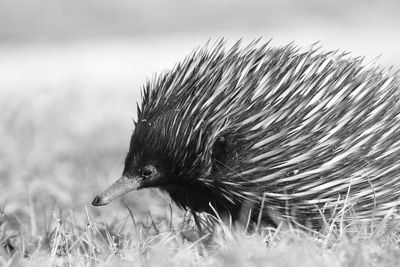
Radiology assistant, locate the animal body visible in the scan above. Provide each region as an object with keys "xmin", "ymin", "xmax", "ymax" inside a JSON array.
[{"xmin": 93, "ymin": 40, "xmax": 400, "ymax": 228}]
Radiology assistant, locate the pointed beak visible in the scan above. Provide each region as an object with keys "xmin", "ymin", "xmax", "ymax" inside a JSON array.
[{"xmin": 92, "ymin": 175, "xmax": 140, "ymax": 206}]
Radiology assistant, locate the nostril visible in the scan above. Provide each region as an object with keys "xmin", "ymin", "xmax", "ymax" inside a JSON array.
[{"xmin": 92, "ymin": 195, "xmax": 102, "ymax": 206}]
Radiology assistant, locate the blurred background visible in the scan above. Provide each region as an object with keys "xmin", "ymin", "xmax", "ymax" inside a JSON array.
[{"xmin": 0, "ymin": 0, "xmax": 399, "ymax": 228}]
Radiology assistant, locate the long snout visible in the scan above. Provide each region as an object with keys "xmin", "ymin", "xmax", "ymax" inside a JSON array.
[{"xmin": 92, "ymin": 175, "xmax": 140, "ymax": 206}]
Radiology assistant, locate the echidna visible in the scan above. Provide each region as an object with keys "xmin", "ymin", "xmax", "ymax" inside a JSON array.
[{"xmin": 92, "ymin": 40, "xmax": 400, "ymax": 228}]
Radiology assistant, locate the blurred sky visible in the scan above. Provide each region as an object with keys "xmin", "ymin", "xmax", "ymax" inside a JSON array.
[
  {"xmin": 0, "ymin": 0, "xmax": 399, "ymax": 44},
  {"xmin": 0, "ymin": 0, "xmax": 399, "ymax": 95},
  {"xmin": 1, "ymin": 0, "xmax": 400, "ymax": 92}
]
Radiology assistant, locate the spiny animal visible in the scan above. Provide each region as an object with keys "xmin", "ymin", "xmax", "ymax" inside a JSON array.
[{"xmin": 92, "ymin": 40, "xmax": 400, "ymax": 229}]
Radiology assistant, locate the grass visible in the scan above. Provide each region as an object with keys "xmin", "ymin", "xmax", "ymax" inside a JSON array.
[
  {"xmin": 1, "ymin": 201, "xmax": 400, "ymax": 266},
  {"xmin": 1, "ymin": 39, "xmax": 400, "ymax": 266}
]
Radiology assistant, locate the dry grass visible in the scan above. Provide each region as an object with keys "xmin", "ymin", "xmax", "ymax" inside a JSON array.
[
  {"xmin": 1, "ymin": 201, "xmax": 400, "ymax": 266},
  {"xmin": 1, "ymin": 40, "xmax": 400, "ymax": 266}
]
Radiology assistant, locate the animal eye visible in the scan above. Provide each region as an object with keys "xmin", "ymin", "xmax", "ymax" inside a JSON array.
[{"xmin": 141, "ymin": 166, "xmax": 154, "ymax": 178}]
